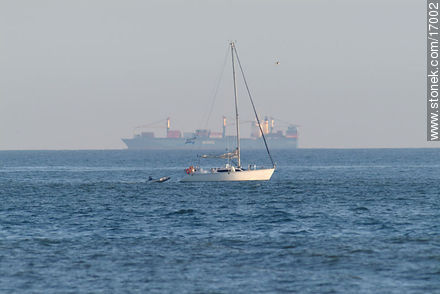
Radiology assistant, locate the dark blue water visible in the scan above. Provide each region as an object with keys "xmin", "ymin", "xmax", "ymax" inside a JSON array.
[{"xmin": 0, "ymin": 149, "xmax": 439, "ymax": 293}]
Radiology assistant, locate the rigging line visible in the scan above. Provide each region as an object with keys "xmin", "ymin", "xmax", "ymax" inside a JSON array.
[
  {"xmin": 203, "ymin": 45, "xmax": 230, "ymax": 128},
  {"xmin": 233, "ymin": 46, "xmax": 276, "ymax": 167},
  {"xmin": 271, "ymin": 116, "xmax": 297, "ymax": 126},
  {"xmin": 134, "ymin": 117, "xmax": 168, "ymax": 129},
  {"xmin": 193, "ymin": 46, "xmax": 230, "ymax": 161}
]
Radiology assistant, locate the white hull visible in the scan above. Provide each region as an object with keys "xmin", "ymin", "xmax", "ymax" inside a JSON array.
[{"xmin": 181, "ymin": 168, "xmax": 275, "ymax": 182}]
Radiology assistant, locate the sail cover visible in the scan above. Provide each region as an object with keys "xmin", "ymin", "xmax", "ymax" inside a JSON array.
[{"xmin": 200, "ymin": 148, "xmax": 238, "ymax": 159}]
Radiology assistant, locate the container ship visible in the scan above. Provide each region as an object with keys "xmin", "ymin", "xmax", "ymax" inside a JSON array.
[{"xmin": 122, "ymin": 117, "xmax": 298, "ymax": 150}]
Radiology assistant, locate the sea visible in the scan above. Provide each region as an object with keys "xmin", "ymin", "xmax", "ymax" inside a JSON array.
[{"xmin": 0, "ymin": 149, "xmax": 439, "ymax": 293}]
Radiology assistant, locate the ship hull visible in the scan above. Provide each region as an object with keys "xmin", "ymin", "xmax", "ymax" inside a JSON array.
[
  {"xmin": 121, "ymin": 137, "xmax": 297, "ymax": 150},
  {"xmin": 181, "ymin": 168, "xmax": 275, "ymax": 182}
]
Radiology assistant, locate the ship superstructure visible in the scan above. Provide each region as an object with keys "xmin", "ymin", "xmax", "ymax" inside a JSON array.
[{"xmin": 122, "ymin": 117, "xmax": 298, "ymax": 150}]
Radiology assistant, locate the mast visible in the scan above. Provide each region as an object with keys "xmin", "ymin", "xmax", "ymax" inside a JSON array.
[
  {"xmin": 166, "ymin": 117, "xmax": 170, "ymax": 137},
  {"xmin": 231, "ymin": 41, "xmax": 241, "ymax": 168},
  {"xmin": 222, "ymin": 116, "xmax": 227, "ymax": 138}
]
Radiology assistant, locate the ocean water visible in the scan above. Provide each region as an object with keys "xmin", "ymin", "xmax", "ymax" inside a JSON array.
[{"xmin": 0, "ymin": 149, "xmax": 439, "ymax": 293}]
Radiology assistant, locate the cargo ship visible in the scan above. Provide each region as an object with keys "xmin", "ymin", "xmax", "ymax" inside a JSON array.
[{"xmin": 122, "ymin": 117, "xmax": 298, "ymax": 150}]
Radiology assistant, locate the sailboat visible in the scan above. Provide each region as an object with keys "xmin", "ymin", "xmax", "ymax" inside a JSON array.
[{"xmin": 181, "ymin": 42, "xmax": 275, "ymax": 182}]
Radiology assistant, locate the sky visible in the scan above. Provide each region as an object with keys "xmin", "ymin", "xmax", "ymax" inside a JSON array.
[{"xmin": 0, "ymin": 0, "xmax": 429, "ymax": 149}]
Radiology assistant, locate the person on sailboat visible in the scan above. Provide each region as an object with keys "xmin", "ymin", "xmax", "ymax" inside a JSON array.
[{"xmin": 185, "ymin": 166, "xmax": 195, "ymax": 174}]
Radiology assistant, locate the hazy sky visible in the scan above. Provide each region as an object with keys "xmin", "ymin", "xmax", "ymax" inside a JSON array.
[{"xmin": 0, "ymin": 0, "xmax": 428, "ymax": 149}]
